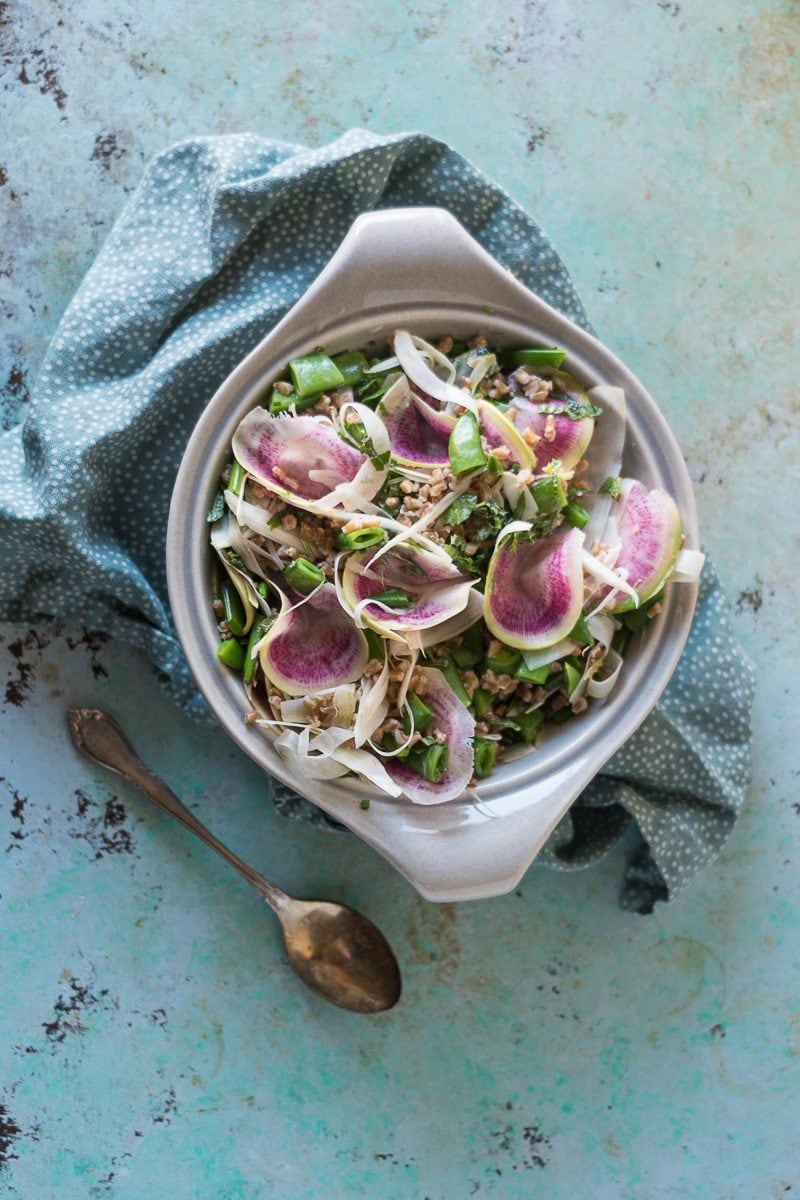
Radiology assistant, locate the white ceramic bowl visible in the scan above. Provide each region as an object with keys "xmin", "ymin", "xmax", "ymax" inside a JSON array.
[{"xmin": 167, "ymin": 208, "xmax": 699, "ymax": 902}]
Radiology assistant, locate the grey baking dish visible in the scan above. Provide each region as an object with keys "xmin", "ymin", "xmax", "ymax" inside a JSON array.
[{"xmin": 166, "ymin": 207, "xmax": 699, "ymax": 902}]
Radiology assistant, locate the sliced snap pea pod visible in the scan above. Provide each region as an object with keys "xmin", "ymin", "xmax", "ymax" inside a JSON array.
[
  {"xmin": 486, "ymin": 645, "xmax": 522, "ymax": 674},
  {"xmin": 288, "ymin": 353, "xmax": 346, "ymax": 399},
  {"xmin": 282, "ymin": 557, "xmax": 324, "ymax": 595},
  {"xmin": 331, "ymin": 349, "xmax": 368, "ymax": 385},
  {"xmin": 508, "ymin": 706, "xmax": 545, "ymax": 744},
  {"xmin": 562, "ymin": 660, "xmax": 583, "ymax": 695},
  {"xmin": 216, "ymin": 638, "xmax": 245, "ymax": 670},
  {"xmin": 622, "ymin": 591, "xmax": 665, "ymax": 631},
  {"xmin": 569, "ymin": 614, "xmax": 596, "ymax": 647},
  {"xmin": 228, "ymin": 459, "xmax": 246, "ymax": 497},
  {"xmin": 473, "ymin": 738, "xmax": 497, "ymax": 779},
  {"xmin": 220, "ymin": 576, "xmax": 247, "ymax": 637},
  {"xmin": 369, "ymin": 588, "xmax": 412, "ymax": 609},
  {"xmin": 448, "ymin": 410, "xmax": 487, "ymax": 476},
  {"xmin": 563, "ymin": 501, "xmax": 590, "ymax": 529},
  {"xmin": 364, "ymin": 628, "xmax": 386, "ymax": 663},
  {"xmin": 243, "ymin": 616, "xmax": 271, "ymax": 683},
  {"xmin": 405, "ymin": 743, "xmax": 449, "ymax": 785},
  {"xmin": 472, "ymin": 687, "xmax": 493, "ymax": 718},
  {"xmin": 530, "ymin": 474, "xmax": 567, "ymax": 514},
  {"xmin": 401, "ymin": 691, "xmax": 435, "ymax": 736},
  {"xmin": 504, "ymin": 348, "xmax": 566, "ymax": 369},
  {"xmin": 433, "ymin": 655, "xmax": 471, "ymax": 707},
  {"xmin": 514, "ymin": 661, "xmax": 551, "ymax": 685},
  {"xmin": 450, "ymin": 643, "xmax": 481, "ymax": 669},
  {"xmin": 336, "ymin": 526, "xmax": 387, "ymax": 551}
]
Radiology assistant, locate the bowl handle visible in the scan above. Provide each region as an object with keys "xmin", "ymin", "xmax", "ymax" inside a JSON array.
[{"xmin": 266, "ymin": 207, "xmax": 538, "ymax": 345}]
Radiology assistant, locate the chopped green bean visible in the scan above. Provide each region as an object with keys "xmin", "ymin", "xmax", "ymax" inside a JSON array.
[
  {"xmin": 331, "ymin": 349, "xmax": 368, "ymax": 385},
  {"xmin": 563, "ymin": 501, "xmax": 590, "ymax": 529},
  {"xmin": 336, "ymin": 526, "xmax": 387, "ymax": 551},
  {"xmin": 405, "ymin": 743, "xmax": 449, "ymax": 785},
  {"xmin": 473, "ymin": 738, "xmax": 497, "ymax": 779},
  {"xmin": 448, "ymin": 410, "xmax": 487, "ymax": 476},
  {"xmin": 288, "ymin": 353, "xmax": 346, "ymax": 399},
  {"xmin": 530, "ymin": 474, "xmax": 567, "ymax": 514},
  {"xmin": 514, "ymin": 661, "xmax": 551, "ymax": 685},
  {"xmin": 369, "ymin": 588, "xmax": 412, "ymax": 609},
  {"xmin": 220, "ymin": 576, "xmax": 247, "ymax": 637},
  {"xmin": 401, "ymin": 691, "xmax": 435, "ymax": 735},
  {"xmin": 505, "ymin": 348, "xmax": 566, "ymax": 370},
  {"xmin": 282, "ymin": 557, "xmax": 324, "ymax": 595},
  {"xmin": 216, "ymin": 638, "xmax": 245, "ymax": 670}
]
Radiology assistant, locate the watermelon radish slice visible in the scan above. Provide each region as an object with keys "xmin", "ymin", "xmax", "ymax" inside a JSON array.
[
  {"xmin": 233, "ymin": 409, "xmax": 382, "ymax": 514},
  {"xmin": 477, "ymin": 400, "xmax": 535, "ymax": 470},
  {"xmin": 484, "ymin": 524, "xmax": 585, "ymax": 650},
  {"xmin": 596, "ymin": 479, "xmax": 682, "ymax": 612},
  {"xmin": 341, "ymin": 545, "xmax": 474, "ymax": 636},
  {"xmin": 378, "ymin": 376, "xmax": 453, "ymax": 467},
  {"xmin": 386, "ymin": 667, "xmax": 475, "ymax": 804},
  {"xmin": 511, "ymin": 369, "xmax": 595, "ymax": 471},
  {"xmin": 259, "ymin": 584, "xmax": 369, "ymax": 696}
]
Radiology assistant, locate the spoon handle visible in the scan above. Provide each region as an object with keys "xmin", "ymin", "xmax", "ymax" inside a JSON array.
[{"xmin": 68, "ymin": 709, "xmax": 287, "ymax": 911}]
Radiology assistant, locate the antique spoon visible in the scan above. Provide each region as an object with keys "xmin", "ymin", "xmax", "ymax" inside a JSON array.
[{"xmin": 68, "ymin": 709, "xmax": 401, "ymax": 1013}]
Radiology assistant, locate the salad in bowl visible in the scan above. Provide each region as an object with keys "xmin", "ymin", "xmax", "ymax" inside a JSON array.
[{"xmin": 207, "ymin": 328, "xmax": 702, "ymax": 808}]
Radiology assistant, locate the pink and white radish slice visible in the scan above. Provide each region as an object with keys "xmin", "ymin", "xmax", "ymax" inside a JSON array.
[
  {"xmin": 385, "ymin": 667, "xmax": 475, "ymax": 804},
  {"xmin": 259, "ymin": 583, "xmax": 370, "ymax": 696},
  {"xmin": 232, "ymin": 408, "xmax": 388, "ymax": 516},
  {"xmin": 511, "ymin": 369, "xmax": 596, "ymax": 471},
  {"xmin": 484, "ymin": 522, "xmax": 585, "ymax": 651},
  {"xmin": 378, "ymin": 375, "xmax": 453, "ymax": 468},
  {"xmin": 341, "ymin": 543, "xmax": 475, "ymax": 637},
  {"xmin": 593, "ymin": 480, "xmax": 682, "ymax": 612}
]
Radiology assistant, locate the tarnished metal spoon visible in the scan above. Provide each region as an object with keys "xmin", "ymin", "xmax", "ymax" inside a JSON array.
[{"xmin": 68, "ymin": 709, "xmax": 401, "ymax": 1013}]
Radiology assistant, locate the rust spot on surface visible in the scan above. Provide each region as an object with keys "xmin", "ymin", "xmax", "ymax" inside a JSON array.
[
  {"xmin": 91, "ymin": 131, "xmax": 127, "ymax": 171},
  {"xmin": 69, "ymin": 789, "xmax": 137, "ymax": 858},
  {"xmin": 65, "ymin": 628, "xmax": 111, "ymax": 678},
  {"xmin": 404, "ymin": 902, "xmax": 461, "ymax": 980},
  {"xmin": 42, "ymin": 976, "xmax": 111, "ymax": 1044},
  {"xmin": 0, "ymin": 166, "xmax": 7, "ymax": 186},
  {"xmin": 736, "ymin": 584, "xmax": 763, "ymax": 613},
  {"xmin": 0, "ymin": 1104, "xmax": 22, "ymax": 1167}
]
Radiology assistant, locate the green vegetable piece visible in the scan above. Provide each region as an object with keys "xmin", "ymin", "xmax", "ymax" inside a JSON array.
[
  {"xmin": 243, "ymin": 616, "xmax": 270, "ymax": 683},
  {"xmin": 508, "ymin": 706, "xmax": 545, "ymax": 744},
  {"xmin": 563, "ymin": 501, "xmax": 590, "ymax": 529},
  {"xmin": 282, "ymin": 557, "xmax": 325, "ymax": 595},
  {"xmin": 331, "ymin": 349, "xmax": 368, "ymax": 386},
  {"xmin": 228, "ymin": 460, "xmax": 246, "ymax": 497},
  {"xmin": 486, "ymin": 645, "xmax": 522, "ymax": 674},
  {"xmin": 448, "ymin": 410, "xmax": 487, "ymax": 476},
  {"xmin": 433, "ymin": 655, "xmax": 471, "ymax": 707},
  {"xmin": 505, "ymin": 348, "xmax": 566, "ymax": 370},
  {"xmin": 611, "ymin": 628, "xmax": 630, "ymax": 656},
  {"xmin": 220, "ymin": 576, "xmax": 247, "ymax": 637},
  {"xmin": 621, "ymin": 591, "xmax": 665, "ymax": 631},
  {"xmin": 216, "ymin": 638, "xmax": 245, "ymax": 670},
  {"xmin": 473, "ymin": 738, "xmax": 497, "ymax": 779},
  {"xmin": 401, "ymin": 691, "xmax": 435, "ymax": 736},
  {"xmin": 268, "ymin": 388, "xmax": 298, "ymax": 414},
  {"xmin": 598, "ymin": 476, "xmax": 623, "ymax": 500},
  {"xmin": 289, "ymin": 354, "xmax": 346, "ymax": 399},
  {"xmin": 514, "ymin": 661, "xmax": 551, "ymax": 685},
  {"xmin": 369, "ymin": 588, "xmax": 412, "ymax": 609},
  {"xmin": 206, "ymin": 489, "xmax": 225, "ymax": 523},
  {"xmin": 441, "ymin": 492, "xmax": 478, "ymax": 527},
  {"xmin": 364, "ymin": 628, "xmax": 386, "ymax": 662},
  {"xmin": 486, "ymin": 454, "xmax": 504, "ymax": 475},
  {"xmin": 472, "ymin": 687, "xmax": 493, "ymax": 718},
  {"xmin": 450, "ymin": 643, "xmax": 481, "ymax": 669},
  {"xmin": 530, "ymin": 474, "xmax": 567, "ymax": 514},
  {"xmin": 360, "ymin": 797, "xmax": 371, "ymax": 811},
  {"xmin": 548, "ymin": 707, "xmax": 574, "ymax": 725},
  {"xmin": 563, "ymin": 660, "xmax": 583, "ymax": 695},
  {"xmin": 569, "ymin": 614, "xmax": 596, "ymax": 647},
  {"xmin": 336, "ymin": 526, "xmax": 387, "ymax": 551},
  {"xmin": 406, "ymin": 743, "xmax": 449, "ymax": 785}
]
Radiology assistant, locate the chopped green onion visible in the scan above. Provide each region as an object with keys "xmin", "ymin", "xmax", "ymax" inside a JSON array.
[
  {"xmin": 401, "ymin": 691, "xmax": 435, "ymax": 735},
  {"xmin": 228, "ymin": 460, "xmax": 246, "ymax": 497},
  {"xmin": 220, "ymin": 576, "xmax": 247, "ymax": 637},
  {"xmin": 472, "ymin": 687, "xmax": 493, "ymax": 718},
  {"xmin": 514, "ymin": 661, "xmax": 551, "ymax": 685},
  {"xmin": 282, "ymin": 557, "xmax": 324, "ymax": 595},
  {"xmin": 563, "ymin": 501, "xmax": 590, "ymax": 529},
  {"xmin": 505, "ymin": 348, "xmax": 566, "ymax": 370},
  {"xmin": 473, "ymin": 738, "xmax": 497, "ymax": 779},
  {"xmin": 530, "ymin": 474, "xmax": 567, "ymax": 514},
  {"xmin": 448, "ymin": 410, "xmax": 487, "ymax": 476},
  {"xmin": 331, "ymin": 349, "xmax": 368, "ymax": 385},
  {"xmin": 433, "ymin": 655, "xmax": 471, "ymax": 706},
  {"xmin": 405, "ymin": 743, "xmax": 449, "ymax": 785},
  {"xmin": 364, "ymin": 628, "xmax": 385, "ymax": 662},
  {"xmin": 336, "ymin": 526, "xmax": 387, "ymax": 551},
  {"xmin": 369, "ymin": 588, "xmax": 412, "ymax": 609},
  {"xmin": 486, "ymin": 645, "xmax": 521, "ymax": 674},
  {"xmin": 569, "ymin": 614, "xmax": 596, "ymax": 647},
  {"xmin": 288, "ymin": 353, "xmax": 346, "ymax": 399},
  {"xmin": 216, "ymin": 638, "xmax": 245, "ymax": 670}
]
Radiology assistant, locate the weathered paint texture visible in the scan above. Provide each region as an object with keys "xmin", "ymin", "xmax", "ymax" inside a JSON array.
[{"xmin": 1, "ymin": 0, "xmax": 798, "ymax": 1196}]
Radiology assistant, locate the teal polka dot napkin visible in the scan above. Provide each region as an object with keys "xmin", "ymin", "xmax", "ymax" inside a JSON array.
[{"xmin": 0, "ymin": 129, "xmax": 755, "ymax": 911}]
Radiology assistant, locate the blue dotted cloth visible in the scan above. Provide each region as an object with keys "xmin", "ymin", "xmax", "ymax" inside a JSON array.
[{"xmin": 0, "ymin": 129, "xmax": 755, "ymax": 911}]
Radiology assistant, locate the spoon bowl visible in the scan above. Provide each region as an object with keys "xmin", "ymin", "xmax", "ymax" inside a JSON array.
[{"xmin": 68, "ymin": 708, "xmax": 401, "ymax": 1013}]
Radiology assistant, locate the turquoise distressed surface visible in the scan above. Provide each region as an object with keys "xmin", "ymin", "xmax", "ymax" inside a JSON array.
[{"xmin": 1, "ymin": 1, "xmax": 798, "ymax": 1197}]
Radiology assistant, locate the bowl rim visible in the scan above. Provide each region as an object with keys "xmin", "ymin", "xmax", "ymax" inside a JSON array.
[{"xmin": 166, "ymin": 207, "xmax": 700, "ymax": 901}]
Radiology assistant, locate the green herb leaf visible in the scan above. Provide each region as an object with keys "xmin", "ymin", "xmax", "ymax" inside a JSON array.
[
  {"xmin": 441, "ymin": 492, "xmax": 478, "ymax": 527},
  {"xmin": 539, "ymin": 397, "xmax": 603, "ymax": 421},
  {"xmin": 598, "ymin": 476, "xmax": 623, "ymax": 500},
  {"xmin": 206, "ymin": 490, "xmax": 226, "ymax": 522},
  {"xmin": 469, "ymin": 499, "xmax": 508, "ymax": 542}
]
